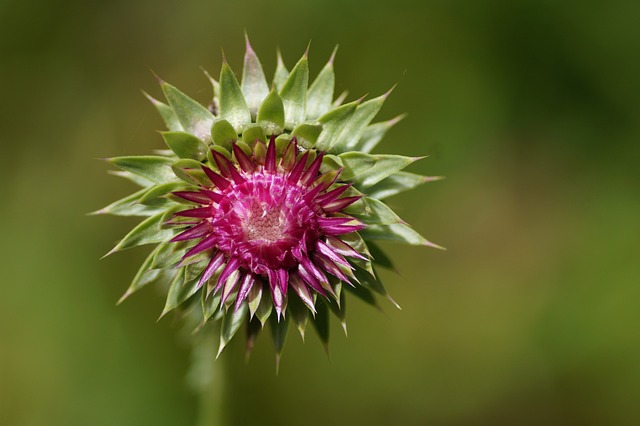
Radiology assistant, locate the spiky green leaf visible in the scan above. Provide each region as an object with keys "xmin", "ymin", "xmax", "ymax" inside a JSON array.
[
  {"xmin": 336, "ymin": 92, "xmax": 389, "ymax": 151},
  {"xmin": 365, "ymin": 171, "xmax": 434, "ymax": 200},
  {"xmin": 211, "ymin": 119, "xmax": 238, "ymax": 149},
  {"xmin": 273, "ymin": 50, "xmax": 289, "ymax": 92},
  {"xmin": 138, "ymin": 182, "xmax": 188, "ymax": 206},
  {"xmin": 279, "ymin": 54, "xmax": 308, "ymax": 130},
  {"xmin": 143, "ymin": 92, "xmax": 183, "ymax": 132},
  {"xmin": 353, "ymin": 114, "xmax": 406, "ymax": 153},
  {"xmin": 117, "ymin": 244, "xmax": 164, "ymax": 304},
  {"xmin": 91, "ymin": 187, "xmax": 162, "ymax": 217},
  {"xmin": 161, "ymin": 269, "xmax": 200, "ymax": 318},
  {"xmin": 312, "ymin": 300, "xmax": 330, "ymax": 355},
  {"xmin": 360, "ymin": 223, "xmax": 443, "ymax": 248},
  {"xmin": 106, "ymin": 211, "xmax": 177, "ymax": 256},
  {"xmin": 257, "ymin": 89, "xmax": 285, "ymax": 135},
  {"xmin": 218, "ymin": 303, "xmax": 248, "ymax": 357},
  {"xmin": 161, "ymin": 131, "xmax": 208, "ymax": 160},
  {"xmin": 306, "ymin": 47, "xmax": 336, "ymax": 120},
  {"xmin": 292, "ymin": 123, "xmax": 323, "ymax": 148},
  {"xmin": 241, "ymin": 38, "xmax": 269, "ymax": 118},
  {"xmin": 338, "ymin": 152, "xmax": 418, "ymax": 188},
  {"xmin": 270, "ymin": 314, "xmax": 289, "ymax": 372},
  {"xmin": 315, "ymin": 101, "xmax": 358, "ymax": 151},
  {"xmin": 219, "ymin": 61, "xmax": 251, "ymax": 132},
  {"xmin": 107, "ymin": 156, "xmax": 176, "ymax": 184},
  {"xmin": 352, "ymin": 197, "xmax": 404, "ymax": 226},
  {"xmin": 161, "ymin": 82, "xmax": 215, "ymax": 140}
]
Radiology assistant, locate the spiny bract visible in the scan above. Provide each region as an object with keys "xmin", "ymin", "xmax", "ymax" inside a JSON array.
[{"xmin": 96, "ymin": 37, "xmax": 442, "ymax": 362}]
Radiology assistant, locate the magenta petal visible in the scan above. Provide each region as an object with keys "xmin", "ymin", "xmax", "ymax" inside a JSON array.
[
  {"xmin": 232, "ymin": 144, "xmax": 256, "ymax": 173},
  {"xmin": 316, "ymin": 184, "xmax": 351, "ymax": 206},
  {"xmin": 322, "ymin": 196, "xmax": 361, "ymax": 213},
  {"xmin": 214, "ymin": 257, "xmax": 241, "ymax": 294},
  {"xmin": 234, "ymin": 274, "xmax": 256, "ymax": 312},
  {"xmin": 318, "ymin": 216, "xmax": 366, "ymax": 235},
  {"xmin": 289, "ymin": 273, "xmax": 316, "ymax": 313},
  {"xmin": 171, "ymin": 221, "xmax": 212, "ymax": 242},
  {"xmin": 201, "ymin": 166, "xmax": 230, "ymax": 190},
  {"xmin": 182, "ymin": 234, "xmax": 218, "ymax": 260},
  {"xmin": 300, "ymin": 152, "xmax": 324, "ymax": 187},
  {"xmin": 172, "ymin": 191, "xmax": 213, "ymax": 204},
  {"xmin": 221, "ymin": 271, "xmax": 241, "ymax": 304},
  {"xmin": 316, "ymin": 239, "xmax": 352, "ymax": 268},
  {"xmin": 288, "ymin": 151, "xmax": 309, "ymax": 183},
  {"xmin": 198, "ymin": 251, "xmax": 225, "ymax": 288},
  {"xmin": 174, "ymin": 206, "xmax": 213, "ymax": 218},
  {"xmin": 314, "ymin": 252, "xmax": 351, "ymax": 284},
  {"xmin": 212, "ymin": 150, "xmax": 245, "ymax": 184},
  {"xmin": 325, "ymin": 236, "xmax": 367, "ymax": 260},
  {"xmin": 267, "ymin": 269, "xmax": 285, "ymax": 318},
  {"xmin": 297, "ymin": 263, "xmax": 326, "ymax": 296},
  {"xmin": 265, "ymin": 136, "xmax": 277, "ymax": 172}
]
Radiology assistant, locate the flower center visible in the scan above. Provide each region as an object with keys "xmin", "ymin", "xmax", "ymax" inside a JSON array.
[{"xmin": 242, "ymin": 202, "xmax": 288, "ymax": 244}]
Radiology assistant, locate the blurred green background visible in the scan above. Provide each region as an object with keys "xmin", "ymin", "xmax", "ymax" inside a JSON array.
[{"xmin": 2, "ymin": 0, "xmax": 640, "ymax": 425}]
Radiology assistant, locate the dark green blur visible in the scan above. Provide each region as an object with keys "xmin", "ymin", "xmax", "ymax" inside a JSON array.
[{"xmin": 1, "ymin": 0, "xmax": 639, "ymax": 425}]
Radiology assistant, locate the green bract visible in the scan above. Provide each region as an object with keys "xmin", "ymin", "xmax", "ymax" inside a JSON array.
[{"xmin": 96, "ymin": 37, "xmax": 442, "ymax": 364}]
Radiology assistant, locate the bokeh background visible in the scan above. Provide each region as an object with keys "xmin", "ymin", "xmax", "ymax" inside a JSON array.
[{"xmin": 2, "ymin": 0, "xmax": 640, "ymax": 425}]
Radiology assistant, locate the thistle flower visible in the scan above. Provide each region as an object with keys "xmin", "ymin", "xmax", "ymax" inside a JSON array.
[{"xmin": 96, "ymin": 37, "xmax": 442, "ymax": 361}]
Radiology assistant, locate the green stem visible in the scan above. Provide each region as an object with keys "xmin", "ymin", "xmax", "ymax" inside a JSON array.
[{"xmin": 188, "ymin": 332, "xmax": 225, "ymax": 426}]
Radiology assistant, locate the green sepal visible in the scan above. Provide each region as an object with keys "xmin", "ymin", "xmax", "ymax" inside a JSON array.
[
  {"xmin": 247, "ymin": 283, "xmax": 262, "ymax": 320},
  {"xmin": 256, "ymin": 287, "xmax": 273, "ymax": 327},
  {"xmin": 211, "ymin": 119, "xmax": 238, "ymax": 149},
  {"xmin": 306, "ymin": 47, "xmax": 336, "ymax": 120},
  {"xmin": 312, "ymin": 299, "xmax": 330, "ymax": 356},
  {"xmin": 90, "ymin": 187, "xmax": 163, "ymax": 217},
  {"xmin": 273, "ymin": 50, "xmax": 289, "ymax": 92},
  {"xmin": 107, "ymin": 156, "xmax": 176, "ymax": 184},
  {"xmin": 270, "ymin": 314, "xmax": 289, "ymax": 373},
  {"xmin": 353, "ymin": 265, "xmax": 400, "ymax": 309},
  {"xmin": 279, "ymin": 54, "xmax": 308, "ymax": 130},
  {"xmin": 366, "ymin": 241, "xmax": 395, "ymax": 271},
  {"xmin": 344, "ymin": 284, "xmax": 379, "ymax": 309},
  {"xmin": 143, "ymin": 92, "xmax": 183, "ymax": 132},
  {"xmin": 161, "ymin": 81, "xmax": 215, "ymax": 140},
  {"xmin": 287, "ymin": 293, "xmax": 309, "ymax": 340},
  {"xmin": 337, "ymin": 152, "xmax": 419, "ymax": 188},
  {"xmin": 336, "ymin": 92, "xmax": 389, "ymax": 151},
  {"xmin": 365, "ymin": 171, "xmax": 434, "ymax": 200},
  {"xmin": 201, "ymin": 285, "xmax": 222, "ymax": 323},
  {"xmin": 116, "ymin": 244, "xmax": 164, "ymax": 304},
  {"xmin": 171, "ymin": 159, "xmax": 210, "ymax": 186},
  {"xmin": 202, "ymin": 68, "xmax": 220, "ymax": 115},
  {"xmin": 107, "ymin": 170, "xmax": 155, "ymax": 187},
  {"xmin": 352, "ymin": 197, "xmax": 404, "ymax": 226},
  {"xmin": 275, "ymin": 134, "xmax": 292, "ymax": 154},
  {"xmin": 105, "ymin": 211, "xmax": 177, "ymax": 256},
  {"xmin": 315, "ymin": 101, "xmax": 358, "ymax": 151},
  {"xmin": 241, "ymin": 37, "xmax": 269, "ymax": 118},
  {"xmin": 138, "ymin": 182, "xmax": 188, "ymax": 206},
  {"xmin": 257, "ymin": 89, "xmax": 285, "ymax": 135},
  {"xmin": 353, "ymin": 114, "xmax": 406, "ymax": 153},
  {"xmin": 242, "ymin": 124, "xmax": 267, "ymax": 145},
  {"xmin": 151, "ymin": 241, "xmax": 189, "ymax": 269},
  {"xmin": 339, "ymin": 232, "xmax": 374, "ymax": 276},
  {"xmin": 217, "ymin": 302, "xmax": 248, "ymax": 357},
  {"xmin": 219, "ymin": 61, "xmax": 251, "ymax": 132},
  {"xmin": 327, "ymin": 288, "xmax": 347, "ymax": 336},
  {"xmin": 360, "ymin": 223, "xmax": 444, "ymax": 249},
  {"xmin": 160, "ymin": 269, "xmax": 200, "ymax": 318},
  {"xmin": 161, "ymin": 131, "xmax": 208, "ymax": 160},
  {"xmin": 292, "ymin": 123, "xmax": 323, "ymax": 148}
]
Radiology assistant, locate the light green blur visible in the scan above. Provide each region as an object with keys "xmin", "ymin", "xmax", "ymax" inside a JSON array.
[{"xmin": 1, "ymin": 0, "xmax": 639, "ymax": 425}]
